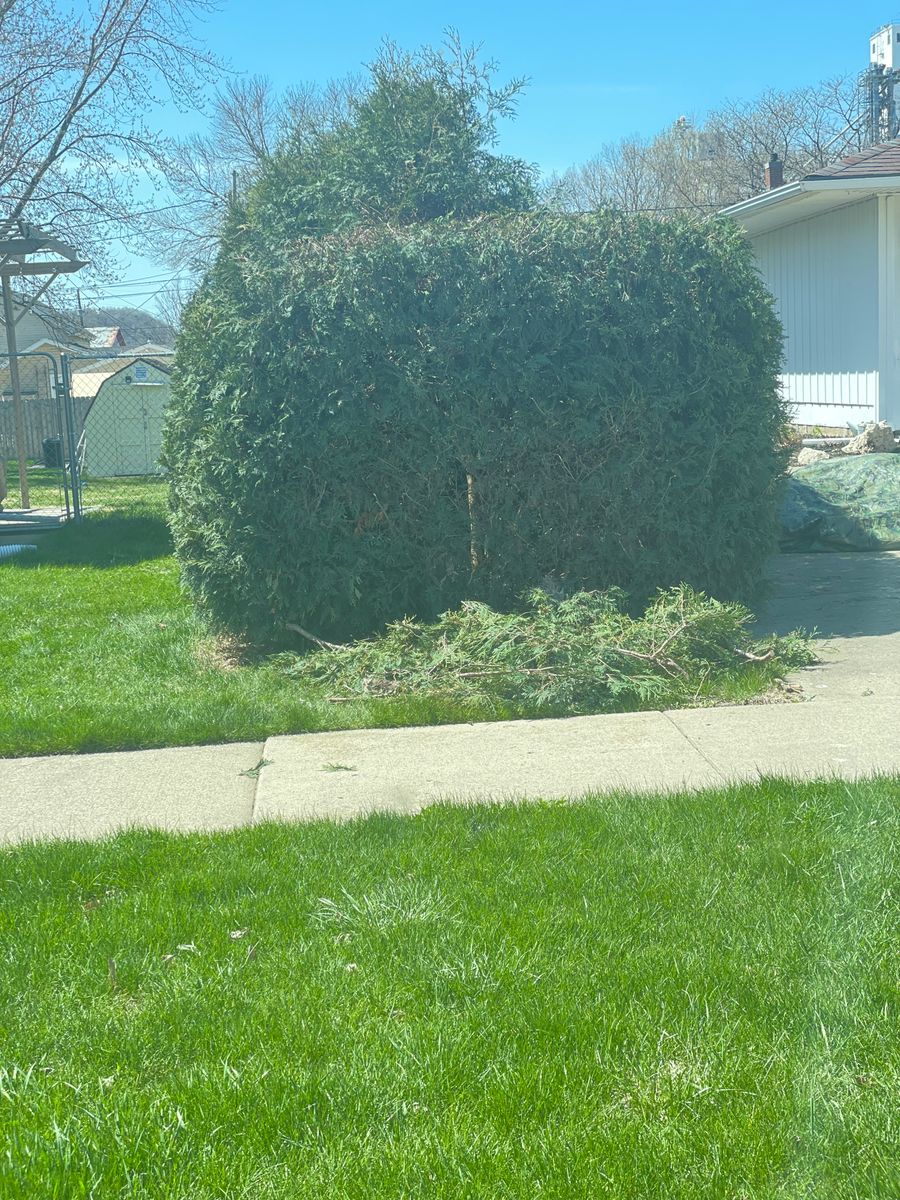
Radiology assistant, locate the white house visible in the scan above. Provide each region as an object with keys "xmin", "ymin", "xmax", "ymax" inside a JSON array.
[{"xmin": 721, "ymin": 141, "xmax": 900, "ymax": 432}]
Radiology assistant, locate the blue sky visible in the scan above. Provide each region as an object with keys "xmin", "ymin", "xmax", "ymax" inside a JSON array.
[{"xmin": 108, "ymin": 0, "xmax": 889, "ymax": 310}]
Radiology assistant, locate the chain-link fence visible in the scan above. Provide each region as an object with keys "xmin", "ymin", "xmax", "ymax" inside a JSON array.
[
  {"xmin": 65, "ymin": 350, "xmax": 173, "ymax": 519},
  {"xmin": 1, "ymin": 349, "xmax": 173, "ymax": 530}
]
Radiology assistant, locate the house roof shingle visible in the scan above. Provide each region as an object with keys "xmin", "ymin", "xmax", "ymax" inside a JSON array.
[
  {"xmin": 803, "ymin": 139, "xmax": 900, "ymax": 180},
  {"xmin": 83, "ymin": 326, "xmax": 125, "ymax": 349}
]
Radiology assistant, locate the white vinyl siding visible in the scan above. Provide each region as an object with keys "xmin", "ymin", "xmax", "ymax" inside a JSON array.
[
  {"xmin": 12, "ymin": 308, "xmax": 80, "ymax": 354},
  {"xmin": 752, "ymin": 198, "xmax": 879, "ymax": 427}
]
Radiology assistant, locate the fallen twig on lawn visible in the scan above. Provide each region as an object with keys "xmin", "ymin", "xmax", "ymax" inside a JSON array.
[{"xmin": 285, "ymin": 622, "xmax": 346, "ymax": 651}]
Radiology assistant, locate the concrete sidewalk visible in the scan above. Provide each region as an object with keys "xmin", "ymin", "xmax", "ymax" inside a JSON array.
[
  {"xmin": 2, "ymin": 697, "xmax": 896, "ymax": 845},
  {"xmin": 253, "ymin": 698, "xmax": 898, "ymax": 825},
  {"xmin": 1, "ymin": 552, "xmax": 898, "ymax": 845}
]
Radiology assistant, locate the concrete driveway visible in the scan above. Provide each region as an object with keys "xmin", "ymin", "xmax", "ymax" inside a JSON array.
[{"xmin": 758, "ymin": 550, "xmax": 900, "ymax": 702}]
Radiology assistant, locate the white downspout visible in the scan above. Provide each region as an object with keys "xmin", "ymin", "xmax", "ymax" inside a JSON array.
[{"xmin": 877, "ymin": 192, "xmax": 900, "ymax": 429}]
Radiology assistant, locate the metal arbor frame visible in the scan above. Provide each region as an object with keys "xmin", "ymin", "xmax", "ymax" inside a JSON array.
[{"xmin": 0, "ymin": 221, "xmax": 86, "ymax": 510}]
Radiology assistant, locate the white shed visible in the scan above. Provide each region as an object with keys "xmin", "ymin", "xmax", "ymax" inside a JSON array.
[
  {"xmin": 721, "ymin": 141, "xmax": 900, "ymax": 432},
  {"xmin": 73, "ymin": 357, "xmax": 172, "ymax": 476}
]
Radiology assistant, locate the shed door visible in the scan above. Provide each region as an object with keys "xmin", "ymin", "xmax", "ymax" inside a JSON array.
[
  {"xmin": 114, "ymin": 393, "xmax": 150, "ymax": 474},
  {"xmin": 142, "ymin": 386, "xmax": 166, "ymax": 467},
  {"xmin": 112, "ymin": 384, "xmax": 166, "ymax": 474}
]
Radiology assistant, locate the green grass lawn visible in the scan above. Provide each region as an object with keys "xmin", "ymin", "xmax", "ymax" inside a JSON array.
[
  {"xmin": 0, "ymin": 508, "xmax": 806, "ymax": 758},
  {"xmin": 1, "ymin": 462, "xmax": 70, "ymax": 511},
  {"xmin": 0, "ymin": 509, "xmax": 519, "ymax": 757},
  {"xmin": 1, "ymin": 460, "xmax": 166, "ymax": 512},
  {"xmin": 1, "ymin": 777, "xmax": 897, "ymax": 1198}
]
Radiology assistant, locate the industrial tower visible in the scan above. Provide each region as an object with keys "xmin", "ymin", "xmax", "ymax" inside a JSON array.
[{"xmin": 864, "ymin": 23, "xmax": 900, "ymax": 142}]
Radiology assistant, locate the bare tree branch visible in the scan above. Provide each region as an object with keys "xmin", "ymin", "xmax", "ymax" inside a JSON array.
[
  {"xmin": 147, "ymin": 72, "xmax": 363, "ymax": 271},
  {"xmin": 0, "ymin": 0, "xmax": 219, "ymax": 283},
  {"xmin": 551, "ymin": 76, "xmax": 870, "ymax": 217}
]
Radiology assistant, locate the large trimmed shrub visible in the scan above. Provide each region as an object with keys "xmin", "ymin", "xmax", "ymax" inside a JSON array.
[{"xmin": 166, "ymin": 213, "xmax": 785, "ymax": 642}]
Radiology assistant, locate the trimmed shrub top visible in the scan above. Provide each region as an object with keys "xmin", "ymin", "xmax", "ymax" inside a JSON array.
[{"xmin": 166, "ymin": 212, "xmax": 785, "ymax": 643}]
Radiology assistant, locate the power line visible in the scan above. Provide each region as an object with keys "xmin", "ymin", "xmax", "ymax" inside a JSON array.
[
  {"xmin": 80, "ymin": 287, "xmax": 184, "ymax": 301},
  {"xmin": 130, "ymin": 200, "xmax": 193, "ymax": 217},
  {"xmin": 84, "ymin": 272, "xmax": 190, "ymax": 289},
  {"xmin": 46, "ymin": 271, "xmax": 191, "ymax": 301},
  {"xmin": 77, "ymin": 275, "xmax": 191, "ymax": 301},
  {"xmin": 132, "ymin": 283, "xmax": 170, "ymax": 311},
  {"xmin": 82, "ymin": 290, "xmax": 179, "ymax": 303},
  {"xmin": 73, "ymin": 288, "xmax": 176, "ymax": 334}
]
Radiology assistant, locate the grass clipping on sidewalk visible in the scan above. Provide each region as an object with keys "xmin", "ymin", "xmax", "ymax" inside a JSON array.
[{"xmin": 278, "ymin": 586, "xmax": 814, "ymax": 715}]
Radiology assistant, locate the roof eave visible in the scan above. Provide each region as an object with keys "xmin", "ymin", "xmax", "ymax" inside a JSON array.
[
  {"xmin": 720, "ymin": 179, "xmax": 805, "ymax": 218},
  {"xmin": 721, "ymin": 175, "xmax": 900, "ymax": 235}
]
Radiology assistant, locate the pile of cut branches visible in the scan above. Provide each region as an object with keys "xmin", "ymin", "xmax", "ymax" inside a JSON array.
[{"xmin": 277, "ymin": 587, "xmax": 813, "ymax": 715}]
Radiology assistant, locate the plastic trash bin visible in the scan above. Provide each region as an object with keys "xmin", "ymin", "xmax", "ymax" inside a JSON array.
[{"xmin": 42, "ymin": 436, "xmax": 64, "ymax": 468}]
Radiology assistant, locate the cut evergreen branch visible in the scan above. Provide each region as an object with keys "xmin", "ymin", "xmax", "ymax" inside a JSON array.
[{"xmin": 278, "ymin": 585, "xmax": 814, "ymax": 715}]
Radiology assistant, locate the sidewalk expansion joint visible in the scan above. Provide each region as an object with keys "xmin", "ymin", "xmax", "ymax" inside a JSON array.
[{"xmin": 660, "ymin": 710, "xmax": 728, "ymax": 782}]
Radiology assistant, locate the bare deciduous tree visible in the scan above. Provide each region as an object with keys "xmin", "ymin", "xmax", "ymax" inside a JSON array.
[
  {"xmin": 546, "ymin": 120, "xmax": 718, "ymax": 215},
  {"xmin": 0, "ymin": 0, "xmax": 219, "ymax": 278},
  {"xmin": 150, "ymin": 74, "xmax": 362, "ymax": 270},
  {"xmin": 152, "ymin": 31, "xmax": 533, "ymax": 273},
  {"xmin": 705, "ymin": 75, "xmax": 867, "ymax": 199},
  {"xmin": 550, "ymin": 75, "xmax": 870, "ymax": 216},
  {"xmin": 153, "ymin": 276, "xmax": 192, "ymax": 333}
]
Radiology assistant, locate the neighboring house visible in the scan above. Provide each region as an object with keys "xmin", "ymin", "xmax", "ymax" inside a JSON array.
[
  {"xmin": 0, "ymin": 293, "xmax": 123, "ymax": 362},
  {"xmin": 0, "ymin": 298, "xmax": 85, "ymax": 459},
  {"xmin": 0, "ymin": 294, "xmax": 133, "ymax": 459},
  {"xmin": 2, "ymin": 293, "xmax": 83, "ymax": 356},
  {"xmin": 84, "ymin": 326, "xmax": 126, "ymax": 351},
  {"xmin": 1, "ymin": 291, "xmax": 127, "ymax": 369},
  {"xmin": 71, "ymin": 356, "xmax": 172, "ymax": 476},
  {"xmin": 721, "ymin": 142, "xmax": 900, "ymax": 432},
  {"xmin": 1, "ymin": 297, "xmax": 82, "ymax": 404}
]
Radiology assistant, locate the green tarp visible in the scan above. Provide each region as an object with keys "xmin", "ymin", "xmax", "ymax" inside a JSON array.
[{"xmin": 781, "ymin": 453, "xmax": 900, "ymax": 551}]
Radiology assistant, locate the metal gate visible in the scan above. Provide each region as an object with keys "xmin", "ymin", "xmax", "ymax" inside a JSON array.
[
  {"xmin": 0, "ymin": 350, "xmax": 79, "ymax": 527},
  {"xmin": 1, "ymin": 349, "xmax": 174, "ymax": 526}
]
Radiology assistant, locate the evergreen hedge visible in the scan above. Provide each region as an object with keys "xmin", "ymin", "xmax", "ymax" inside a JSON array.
[{"xmin": 165, "ymin": 212, "xmax": 785, "ymax": 643}]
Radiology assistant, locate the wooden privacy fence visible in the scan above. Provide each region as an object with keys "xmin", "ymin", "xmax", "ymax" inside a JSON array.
[{"xmin": 0, "ymin": 395, "xmax": 92, "ymax": 460}]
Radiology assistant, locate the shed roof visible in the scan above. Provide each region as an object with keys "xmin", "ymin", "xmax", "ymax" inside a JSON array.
[
  {"xmin": 69, "ymin": 355, "xmax": 172, "ymax": 400},
  {"xmin": 128, "ymin": 341, "xmax": 174, "ymax": 355}
]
